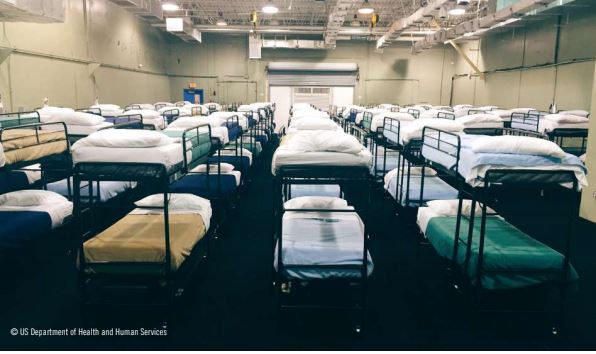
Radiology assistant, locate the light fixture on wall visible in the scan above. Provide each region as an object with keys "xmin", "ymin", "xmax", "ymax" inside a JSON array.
[
  {"xmin": 216, "ymin": 12, "xmax": 227, "ymax": 26},
  {"xmin": 162, "ymin": 2, "xmax": 179, "ymax": 11},
  {"xmin": 262, "ymin": 1, "xmax": 279, "ymax": 14},
  {"xmin": 357, "ymin": 0, "xmax": 374, "ymax": 15}
]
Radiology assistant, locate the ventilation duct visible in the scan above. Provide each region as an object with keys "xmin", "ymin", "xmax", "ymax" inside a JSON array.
[
  {"xmin": 262, "ymin": 39, "xmax": 327, "ymax": 50},
  {"xmin": 108, "ymin": 0, "xmax": 163, "ymax": 22},
  {"xmin": 267, "ymin": 62, "xmax": 358, "ymax": 72},
  {"xmin": 0, "ymin": 0, "xmax": 65, "ymax": 23}
]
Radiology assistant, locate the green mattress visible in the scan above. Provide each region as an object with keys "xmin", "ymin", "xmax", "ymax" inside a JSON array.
[
  {"xmin": 162, "ymin": 129, "xmax": 212, "ymax": 169},
  {"xmin": 426, "ymin": 216, "xmax": 578, "ymax": 290},
  {"xmin": 0, "ymin": 114, "xmax": 40, "ymax": 128}
]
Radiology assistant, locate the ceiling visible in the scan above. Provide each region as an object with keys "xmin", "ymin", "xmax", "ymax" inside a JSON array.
[{"xmin": 171, "ymin": 0, "xmax": 423, "ymax": 28}]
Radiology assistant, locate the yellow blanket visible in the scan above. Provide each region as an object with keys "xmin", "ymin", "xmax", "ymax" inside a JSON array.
[
  {"xmin": 83, "ymin": 213, "xmax": 206, "ymax": 271},
  {"xmin": 1, "ymin": 129, "xmax": 68, "ymax": 165}
]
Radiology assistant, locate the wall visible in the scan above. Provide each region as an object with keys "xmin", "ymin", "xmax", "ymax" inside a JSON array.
[
  {"xmin": 0, "ymin": 0, "xmax": 171, "ymax": 111},
  {"xmin": 450, "ymin": 4, "xmax": 596, "ymax": 222},
  {"xmin": 167, "ymin": 33, "xmax": 457, "ymax": 107},
  {"xmin": 451, "ymin": 5, "xmax": 596, "ymax": 111}
]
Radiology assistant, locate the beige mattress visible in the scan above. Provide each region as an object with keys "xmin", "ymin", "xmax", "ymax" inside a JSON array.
[
  {"xmin": 1, "ymin": 129, "xmax": 68, "ymax": 165},
  {"xmin": 83, "ymin": 213, "xmax": 206, "ymax": 272}
]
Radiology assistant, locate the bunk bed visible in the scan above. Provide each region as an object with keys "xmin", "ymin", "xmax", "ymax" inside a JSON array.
[
  {"xmin": 416, "ymin": 127, "xmax": 586, "ymax": 330},
  {"xmin": 272, "ymin": 129, "xmax": 374, "ymax": 332}
]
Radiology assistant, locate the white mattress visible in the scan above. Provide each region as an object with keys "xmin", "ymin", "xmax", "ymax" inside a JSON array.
[
  {"xmin": 271, "ymin": 150, "xmax": 373, "ymax": 175},
  {"xmin": 72, "ymin": 143, "xmax": 188, "ymax": 171},
  {"xmin": 66, "ymin": 122, "xmax": 114, "ymax": 135},
  {"xmin": 0, "ymin": 201, "xmax": 73, "ymax": 228},
  {"xmin": 274, "ymin": 210, "xmax": 373, "ymax": 279},
  {"xmin": 539, "ymin": 120, "xmax": 589, "ymax": 134},
  {"xmin": 416, "ymin": 207, "xmax": 439, "ymax": 235},
  {"xmin": 46, "ymin": 179, "xmax": 136, "ymax": 202},
  {"xmin": 462, "ymin": 121, "xmax": 504, "ymax": 129}
]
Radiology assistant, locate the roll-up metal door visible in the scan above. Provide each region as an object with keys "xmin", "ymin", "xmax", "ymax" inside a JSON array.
[
  {"xmin": 267, "ymin": 62, "xmax": 358, "ymax": 87},
  {"xmin": 292, "ymin": 87, "xmax": 332, "ymax": 111}
]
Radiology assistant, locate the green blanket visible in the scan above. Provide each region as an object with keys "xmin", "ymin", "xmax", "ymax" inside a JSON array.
[{"xmin": 426, "ymin": 216, "xmax": 578, "ymax": 289}]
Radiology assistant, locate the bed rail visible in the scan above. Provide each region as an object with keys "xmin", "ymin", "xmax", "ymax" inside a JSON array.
[
  {"xmin": 124, "ymin": 104, "xmax": 141, "ymax": 111},
  {"xmin": 510, "ymin": 112, "xmax": 540, "ymax": 132},
  {"xmin": 0, "ymin": 111, "xmax": 41, "ymax": 128},
  {"xmin": 161, "ymin": 108, "xmax": 180, "ymax": 124},
  {"xmin": 0, "ymin": 122, "xmax": 71, "ymax": 171},
  {"xmin": 76, "ymin": 107, "xmax": 102, "ymax": 116},
  {"xmin": 407, "ymin": 108, "xmax": 420, "ymax": 119}
]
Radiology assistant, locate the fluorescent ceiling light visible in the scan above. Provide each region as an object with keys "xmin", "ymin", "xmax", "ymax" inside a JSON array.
[
  {"xmin": 358, "ymin": 0, "xmax": 374, "ymax": 15},
  {"xmin": 162, "ymin": 3, "xmax": 179, "ymax": 11},
  {"xmin": 449, "ymin": 7, "xmax": 466, "ymax": 16},
  {"xmin": 262, "ymin": 2, "xmax": 279, "ymax": 14},
  {"xmin": 166, "ymin": 17, "xmax": 184, "ymax": 32}
]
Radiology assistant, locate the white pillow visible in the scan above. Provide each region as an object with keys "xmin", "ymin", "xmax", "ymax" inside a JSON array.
[
  {"xmin": 559, "ymin": 110, "xmax": 589, "ymax": 118},
  {"xmin": 380, "ymin": 112, "xmax": 416, "ymax": 122},
  {"xmin": 427, "ymin": 199, "xmax": 495, "ymax": 217},
  {"xmin": 167, "ymin": 116, "xmax": 205, "ymax": 129},
  {"xmin": 456, "ymin": 113, "xmax": 503, "ymax": 126},
  {"xmin": 82, "ymin": 129, "xmax": 176, "ymax": 148},
  {"xmin": 285, "ymin": 130, "xmax": 364, "ymax": 154},
  {"xmin": 69, "ymin": 111, "xmax": 105, "ymax": 126},
  {"xmin": 0, "ymin": 190, "xmax": 68, "ymax": 207},
  {"xmin": 284, "ymin": 196, "xmax": 349, "ymax": 210},
  {"xmin": 191, "ymin": 163, "xmax": 235, "ymax": 173},
  {"xmin": 471, "ymin": 135, "xmax": 566, "ymax": 158},
  {"xmin": 290, "ymin": 118, "xmax": 338, "ymax": 130},
  {"xmin": 135, "ymin": 193, "xmax": 210, "ymax": 211},
  {"xmin": 91, "ymin": 104, "xmax": 121, "ymax": 111},
  {"xmin": 543, "ymin": 114, "xmax": 589, "ymax": 124}
]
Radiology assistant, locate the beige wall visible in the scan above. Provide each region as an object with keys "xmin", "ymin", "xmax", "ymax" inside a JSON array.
[
  {"xmin": 0, "ymin": 0, "xmax": 171, "ymax": 111},
  {"xmin": 167, "ymin": 34, "xmax": 457, "ymax": 106},
  {"xmin": 450, "ymin": 5, "xmax": 596, "ymax": 222},
  {"xmin": 451, "ymin": 5, "xmax": 596, "ymax": 111}
]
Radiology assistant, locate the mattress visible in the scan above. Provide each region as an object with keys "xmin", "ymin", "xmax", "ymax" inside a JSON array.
[
  {"xmin": 64, "ymin": 122, "xmax": 114, "ymax": 136},
  {"xmin": 421, "ymin": 134, "xmax": 588, "ymax": 188},
  {"xmin": 0, "ymin": 210, "xmax": 52, "ymax": 257},
  {"xmin": 385, "ymin": 174, "xmax": 458, "ymax": 207},
  {"xmin": 46, "ymin": 179, "xmax": 136, "ymax": 202},
  {"xmin": 418, "ymin": 208, "xmax": 578, "ymax": 290},
  {"xmin": 72, "ymin": 143, "xmax": 188, "ymax": 172},
  {"xmin": 0, "ymin": 200, "xmax": 73, "ymax": 229},
  {"xmin": 288, "ymin": 184, "xmax": 342, "ymax": 198},
  {"xmin": 538, "ymin": 121, "xmax": 589, "ymax": 134},
  {"xmin": 170, "ymin": 173, "xmax": 239, "ymax": 198},
  {"xmin": 0, "ymin": 129, "xmax": 68, "ymax": 167},
  {"xmin": 0, "ymin": 115, "xmax": 40, "ymax": 128},
  {"xmin": 83, "ymin": 211, "xmax": 207, "ymax": 272},
  {"xmin": 274, "ymin": 211, "xmax": 373, "ymax": 279},
  {"xmin": 271, "ymin": 150, "xmax": 373, "ymax": 175}
]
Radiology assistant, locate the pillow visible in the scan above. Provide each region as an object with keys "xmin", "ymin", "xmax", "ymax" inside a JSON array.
[
  {"xmin": 135, "ymin": 193, "xmax": 210, "ymax": 211},
  {"xmin": 290, "ymin": 118, "xmax": 338, "ymax": 130},
  {"xmin": 0, "ymin": 143, "xmax": 4, "ymax": 167},
  {"xmin": 559, "ymin": 110, "xmax": 589, "ymax": 118},
  {"xmin": 0, "ymin": 190, "xmax": 68, "ymax": 206},
  {"xmin": 382, "ymin": 112, "xmax": 416, "ymax": 121},
  {"xmin": 167, "ymin": 116, "xmax": 205, "ymax": 129},
  {"xmin": 69, "ymin": 111, "xmax": 105, "ymax": 126},
  {"xmin": 471, "ymin": 135, "xmax": 566, "ymax": 158},
  {"xmin": 190, "ymin": 163, "xmax": 235, "ymax": 173},
  {"xmin": 427, "ymin": 199, "xmax": 494, "ymax": 217},
  {"xmin": 284, "ymin": 196, "xmax": 349, "ymax": 210},
  {"xmin": 82, "ymin": 129, "xmax": 176, "ymax": 148},
  {"xmin": 285, "ymin": 130, "xmax": 363, "ymax": 154},
  {"xmin": 456, "ymin": 113, "xmax": 503, "ymax": 126},
  {"xmin": 91, "ymin": 104, "xmax": 121, "ymax": 111},
  {"xmin": 543, "ymin": 114, "xmax": 589, "ymax": 124}
]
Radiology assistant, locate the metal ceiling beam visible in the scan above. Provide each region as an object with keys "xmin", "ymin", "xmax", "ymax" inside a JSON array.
[{"xmin": 324, "ymin": 0, "xmax": 359, "ymax": 48}]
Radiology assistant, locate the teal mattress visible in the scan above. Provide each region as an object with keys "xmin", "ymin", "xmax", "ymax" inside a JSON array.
[
  {"xmin": 162, "ymin": 129, "xmax": 212, "ymax": 169},
  {"xmin": 426, "ymin": 216, "xmax": 578, "ymax": 290},
  {"xmin": 0, "ymin": 114, "xmax": 40, "ymax": 128}
]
